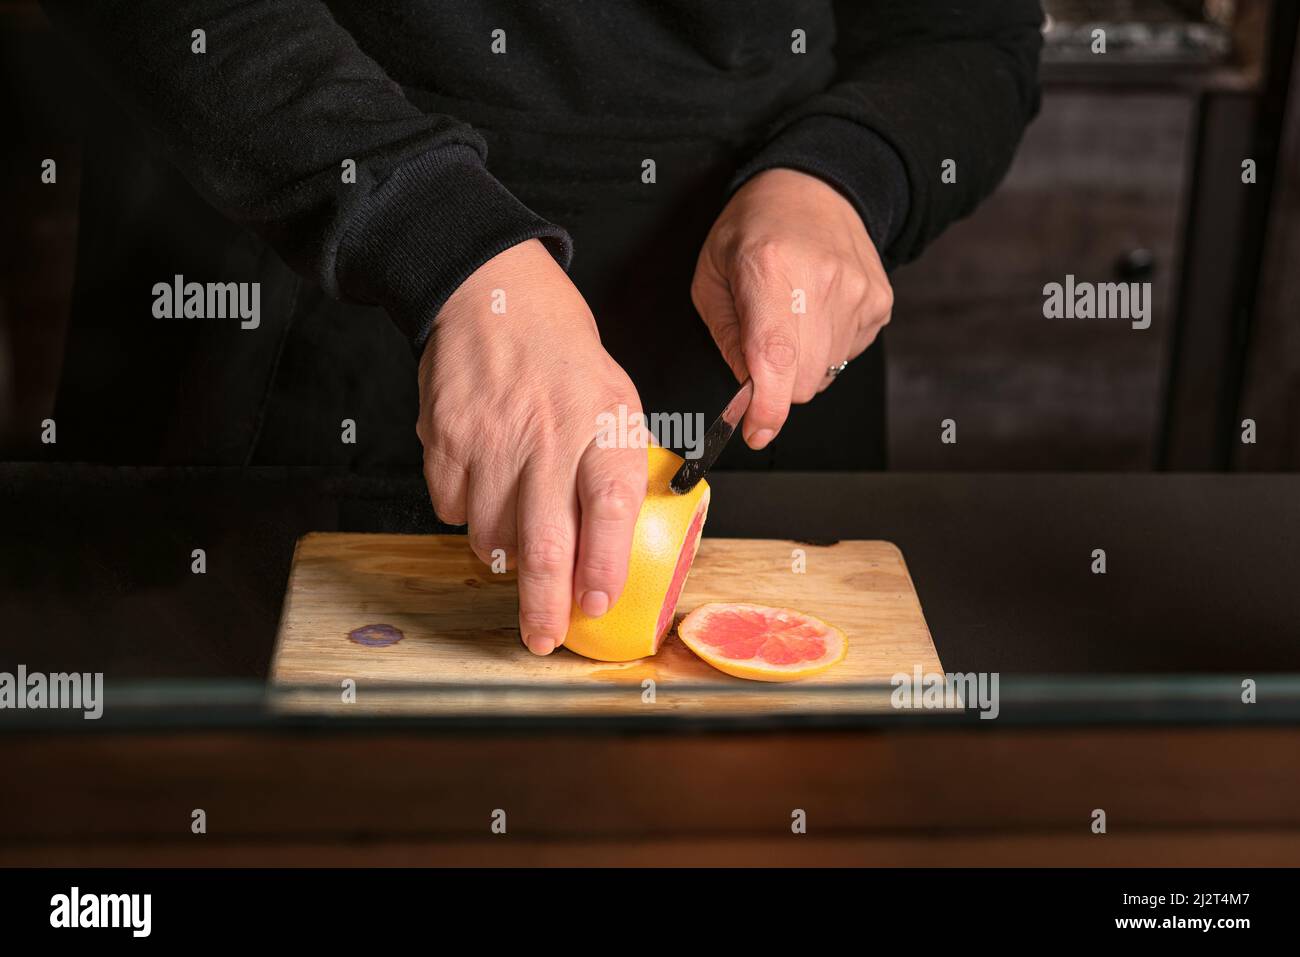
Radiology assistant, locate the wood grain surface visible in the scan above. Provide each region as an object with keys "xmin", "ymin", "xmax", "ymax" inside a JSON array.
[
  {"xmin": 7, "ymin": 727, "xmax": 1300, "ymax": 866},
  {"xmin": 271, "ymin": 533, "xmax": 940, "ymax": 716}
]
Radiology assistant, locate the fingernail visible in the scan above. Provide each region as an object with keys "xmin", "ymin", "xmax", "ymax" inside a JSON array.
[
  {"xmin": 580, "ymin": 590, "xmax": 610, "ymax": 617},
  {"xmin": 748, "ymin": 428, "xmax": 776, "ymax": 449},
  {"xmin": 527, "ymin": 635, "xmax": 556, "ymax": 656}
]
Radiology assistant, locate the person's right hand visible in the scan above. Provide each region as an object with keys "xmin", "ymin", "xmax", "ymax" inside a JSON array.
[{"xmin": 418, "ymin": 239, "xmax": 648, "ymax": 656}]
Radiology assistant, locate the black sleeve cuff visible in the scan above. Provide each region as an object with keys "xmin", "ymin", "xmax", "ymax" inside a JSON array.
[
  {"xmin": 336, "ymin": 144, "xmax": 573, "ymax": 348},
  {"xmin": 727, "ymin": 116, "xmax": 911, "ymax": 261}
]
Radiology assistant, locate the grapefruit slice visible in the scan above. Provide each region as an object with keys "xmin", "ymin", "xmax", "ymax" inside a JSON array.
[
  {"xmin": 677, "ymin": 602, "xmax": 847, "ymax": 681},
  {"xmin": 564, "ymin": 445, "xmax": 709, "ymax": 662}
]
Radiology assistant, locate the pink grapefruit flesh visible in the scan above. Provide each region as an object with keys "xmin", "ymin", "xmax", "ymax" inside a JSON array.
[
  {"xmin": 654, "ymin": 503, "xmax": 707, "ymax": 647},
  {"xmin": 677, "ymin": 602, "xmax": 847, "ymax": 681}
]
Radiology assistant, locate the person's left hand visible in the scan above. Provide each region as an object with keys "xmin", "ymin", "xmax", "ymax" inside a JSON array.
[{"xmin": 691, "ymin": 167, "xmax": 894, "ymax": 449}]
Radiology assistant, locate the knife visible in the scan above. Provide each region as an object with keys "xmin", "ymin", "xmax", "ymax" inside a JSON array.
[{"xmin": 669, "ymin": 378, "xmax": 753, "ymax": 495}]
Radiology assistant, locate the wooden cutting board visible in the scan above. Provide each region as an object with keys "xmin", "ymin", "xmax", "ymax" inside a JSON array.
[{"xmin": 271, "ymin": 533, "xmax": 940, "ymax": 716}]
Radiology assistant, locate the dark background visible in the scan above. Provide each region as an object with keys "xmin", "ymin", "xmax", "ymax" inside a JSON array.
[
  {"xmin": 2, "ymin": 3, "xmax": 1298, "ymax": 871},
  {"xmin": 0, "ymin": 0, "xmax": 1297, "ymax": 681},
  {"xmin": 2, "ymin": 0, "xmax": 1298, "ymax": 470}
]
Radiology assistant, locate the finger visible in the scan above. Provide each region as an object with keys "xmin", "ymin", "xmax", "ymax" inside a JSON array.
[
  {"xmin": 734, "ymin": 280, "xmax": 799, "ymax": 449},
  {"xmin": 516, "ymin": 453, "xmax": 580, "ymax": 655},
  {"xmin": 690, "ymin": 254, "xmax": 747, "ymax": 383},
  {"xmin": 844, "ymin": 270, "xmax": 894, "ymax": 365},
  {"xmin": 794, "ymin": 300, "xmax": 835, "ymax": 403},
  {"xmin": 423, "ymin": 447, "xmax": 468, "ymax": 526},
  {"xmin": 465, "ymin": 460, "xmax": 518, "ymax": 571},
  {"xmin": 815, "ymin": 300, "xmax": 857, "ymax": 396},
  {"xmin": 574, "ymin": 435, "xmax": 647, "ymax": 618},
  {"xmin": 851, "ymin": 283, "xmax": 893, "ymax": 358}
]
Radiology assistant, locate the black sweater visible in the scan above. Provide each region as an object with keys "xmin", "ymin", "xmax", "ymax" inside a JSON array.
[{"xmin": 44, "ymin": 0, "xmax": 1042, "ymax": 347}]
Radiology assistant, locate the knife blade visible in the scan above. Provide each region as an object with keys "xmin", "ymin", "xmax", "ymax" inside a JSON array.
[{"xmin": 669, "ymin": 378, "xmax": 753, "ymax": 495}]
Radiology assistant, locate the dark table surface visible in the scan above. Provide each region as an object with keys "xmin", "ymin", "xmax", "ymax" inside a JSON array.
[{"xmin": 1, "ymin": 464, "xmax": 1297, "ymax": 678}]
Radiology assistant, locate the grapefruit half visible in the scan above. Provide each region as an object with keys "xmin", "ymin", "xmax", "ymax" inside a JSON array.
[
  {"xmin": 677, "ymin": 602, "xmax": 847, "ymax": 681},
  {"xmin": 564, "ymin": 445, "xmax": 709, "ymax": 662}
]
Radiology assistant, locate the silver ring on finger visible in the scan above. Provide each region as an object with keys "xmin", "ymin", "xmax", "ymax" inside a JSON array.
[{"xmin": 826, "ymin": 360, "xmax": 850, "ymax": 379}]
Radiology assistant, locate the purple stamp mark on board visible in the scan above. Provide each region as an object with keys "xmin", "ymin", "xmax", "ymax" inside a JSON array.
[{"xmin": 348, "ymin": 623, "xmax": 404, "ymax": 647}]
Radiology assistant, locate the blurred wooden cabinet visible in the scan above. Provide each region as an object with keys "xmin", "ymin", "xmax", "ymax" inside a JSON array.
[
  {"xmin": 886, "ymin": 0, "xmax": 1294, "ymax": 471},
  {"xmin": 887, "ymin": 91, "xmax": 1194, "ymax": 469}
]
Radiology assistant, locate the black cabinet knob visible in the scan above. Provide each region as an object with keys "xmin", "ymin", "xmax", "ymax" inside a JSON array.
[{"xmin": 1114, "ymin": 248, "xmax": 1156, "ymax": 281}]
